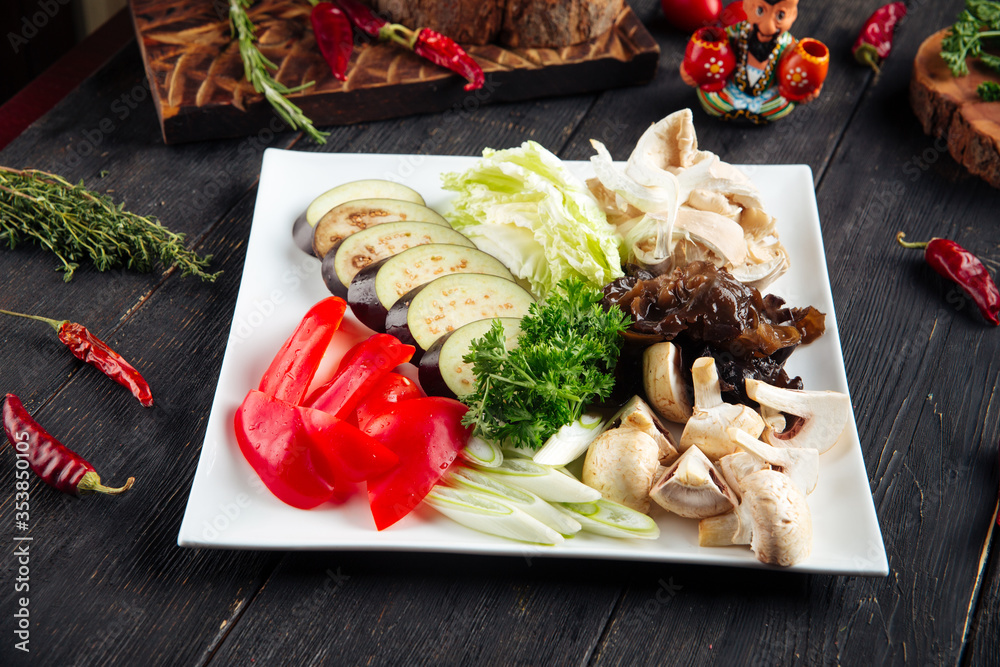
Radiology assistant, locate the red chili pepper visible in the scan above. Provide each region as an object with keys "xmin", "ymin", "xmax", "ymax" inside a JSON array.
[
  {"xmin": 370, "ymin": 20, "xmax": 484, "ymax": 91},
  {"xmin": 257, "ymin": 296, "xmax": 347, "ymax": 403},
  {"xmin": 305, "ymin": 333, "xmax": 415, "ymax": 418},
  {"xmin": 897, "ymin": 232, "xmax": 1000, "ymax": 326},
  {"xmin": 310, "ymin": 1, "xmax": 354, "ymax": 81},
  {"xmin": 853, "ymin": 2, "xmax": 906, "ymax": 75},
  {"xmin": 3, "ymin": 394, "xmax": 135, "ymax": 496},
  {"xmin": 354, "ymin": 372, "xmax": 423, "ymax": 430},
  {"xmin": 362, "ymin": 397, "xmax": 471, "ymax": 530},
  {"xmin": 335, "ymin": 0, "xmax": 387, "ymax": 38},
  {"xmin": 0, "ymin": 308, "xmax": 154, "ymax": 407},
  {"xmin": 235, "ymin": 389, "xmax": 398, "ymax": 509},
  {"xmin": 412, "ymin": 29, "xmax": 485, "ymax": 91}
]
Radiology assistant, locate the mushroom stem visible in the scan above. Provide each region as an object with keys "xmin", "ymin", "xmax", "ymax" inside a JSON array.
[{"xmin": 691, "ymin": 357, "xmax": 723, "ymax": 409}]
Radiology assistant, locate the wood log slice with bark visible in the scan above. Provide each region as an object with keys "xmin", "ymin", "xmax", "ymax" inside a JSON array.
[{"xmin": 910, "ymin": 29, "xmax": 1000, "ymax": 189}]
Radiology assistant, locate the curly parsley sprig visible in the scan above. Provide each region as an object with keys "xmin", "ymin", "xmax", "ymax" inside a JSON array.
[
  {"xmin": 941, "ymin": 0, "xmax": 1000, "ymax": 86},
  {"xmin": 460, "ymin": 278, "xmax": 630, "ymax": 451}
]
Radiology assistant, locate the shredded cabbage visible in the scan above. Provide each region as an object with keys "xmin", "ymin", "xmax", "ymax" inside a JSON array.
[{"xmin": 441, "ymin": 141, "xmax": 623, "ymax": 297}]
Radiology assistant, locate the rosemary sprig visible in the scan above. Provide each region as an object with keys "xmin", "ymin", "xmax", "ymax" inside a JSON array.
[
  {"xmin": 228, "ymin": 0, "xmax": 328, "ymax": 144},
  {"xmin": 0, "ymin": 167, "xmax": 219, "ymax": 282}
]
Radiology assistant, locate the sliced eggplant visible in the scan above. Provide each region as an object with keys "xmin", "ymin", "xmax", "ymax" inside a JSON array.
[
  {"xmin": 420, "ymin": 317, "xmax": 522, "ymax": 398},
  {"xmin": 349, "ymin": 244, "xmax": 515, "ymax": 332},
  {"xmin": 311, "ymin": 198, "xmax": 448, "ymax": 258},
  {"xmin": 305, "ymin": 180, "xmax": 425, "ymax": 226},
  {"xmin": 385, "ymin": 274, "xmax": 535, "ymax": 362},
  {"xmin": 322, "ymin": 222, "xmax": 474, "ymax": 298}
]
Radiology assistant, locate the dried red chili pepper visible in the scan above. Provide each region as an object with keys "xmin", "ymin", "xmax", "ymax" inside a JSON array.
[
  {"xmin": 853, "ymin": 2, "xmax": 906, "ymax": 75},
  {"xmin": 411, "ymin": 29, "xmax": 485, "ymax": 91},
  {"xmin": 3, "ymin": 394, "xmax": 135, "ymax": 496},
  {"xmin": 0, "ymin": 308, "xmax": 154, "ymax": 406},
  {"xmin": 897, "ymin": 232, "xmax": 1000, "ymax": 326},
  {"xmin": 336, "ymin": 0, "xmax": 387, "ymax": 38},
  {"xmin": 337, "ymin": 0, "xmax": 484, "ymax": 91},
  {"xmin": 310, "ymin": 1, "xmax": 354, "ymax": 81}
]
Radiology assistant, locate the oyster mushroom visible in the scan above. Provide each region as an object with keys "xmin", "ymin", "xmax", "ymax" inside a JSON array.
[
  {"xmin": 698, "ymin": 469, "xmax": 813, "ymax": 567},
  {"xmin": 745, "ymin": 380, "xmax": 851, "ymax": 453},
  {"xmin": 582, "ymin": 428, "xmax": 662, "ymax": 513},
  {"xmin": 643, "ymin": 341, "xmax": 692, "ymax": 424},
  {"xmin": 649, "ymin": 446, "xmax": 736, "ymax": 519},
  {"xmin": 727, "ymin": 427, "xmax": 820, "ymax": 495},
  {"xmin": 679, "ymin": 358, "xmax": 765, "ymax": 460}
]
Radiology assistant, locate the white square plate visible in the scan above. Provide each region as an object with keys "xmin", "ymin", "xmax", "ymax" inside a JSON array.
[{"xmin": 178, "ymin": 148, "xmax": 888, "ymax": 576}]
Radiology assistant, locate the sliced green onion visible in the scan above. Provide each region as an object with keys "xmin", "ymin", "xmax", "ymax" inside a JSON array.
[
  {"xmin": 559, "ymin": 499, "xmax": 660, "ymax": 540},
  {"xmin": 533, "ymin": 413, "xmax": 607, "ymax": 466},
  {"xmin": 425, "ymin": 486, "xmax": 563, "ymax": 545},
  {"xmin": 459, "ymin": 436, "xmax": 504, "ymax": 468},
  {"xmin": 448, "ymin": 468, "xmax": 582, "ymax": 536},
  {"xmin": 475, "ymin": 458, "xmax": 601, "ymax": 502}
]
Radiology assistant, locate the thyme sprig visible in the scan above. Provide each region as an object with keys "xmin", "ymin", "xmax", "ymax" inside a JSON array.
[
  {"xmin": 0, "ymin": 167, "xmax": 219, "ymax": 282},
  {"xmin": 228, "ymin": 0, "xmax": 328, "ymax": 144}
]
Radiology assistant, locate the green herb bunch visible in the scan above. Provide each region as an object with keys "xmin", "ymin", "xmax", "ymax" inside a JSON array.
[
  {"xmin": 941, "ymin": 0, "xmax": 1000, "ymax": 101},
  {"xmin": 0, "ymin": 167, "xmax": 218, "ymax": 282},
  {"xmin": 228, "ymin": 0, "xmax": 328, "ymax": 143},
  {"xmin": 461, "ymin": 278, "xmax": 630, "ymax": 450}
]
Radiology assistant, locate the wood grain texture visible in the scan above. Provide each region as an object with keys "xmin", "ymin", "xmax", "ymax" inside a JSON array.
[
  {"xmin": 0, "ymin": 0, "xmax": 997, "ymax": 664},
  {"xmin": 910, "ymin": 29, "xmax": 1000, "ymax": 189},
  {"xmin": 128, "ymin": 0, "xmax": 658, "ymax": 143}
]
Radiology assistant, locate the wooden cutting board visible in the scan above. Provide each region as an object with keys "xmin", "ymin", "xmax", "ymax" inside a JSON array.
[
  {"xmin": 129, "ymin": 0, "xmax": 660, "ymax": 144},
  {"xmin": 910, "ymin": 29, "xmax": 1000, "ymax": 189}
]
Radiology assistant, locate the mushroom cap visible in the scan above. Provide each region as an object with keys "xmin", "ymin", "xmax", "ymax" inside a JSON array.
[
  {"xmin": 649, "ymin": 446, "xmax": 736, "ymax": 519},
  {"xmin": 745, "ymin": 380, "xmax": 851, "ymax": 454},
  {"xmin": 727, "ymin": 428, "xmax": 820, "ymax": 495},
  {"xmin": 614, "ymin": 395, "xmax": 680, "ymax": 465},
  {"xmin": 582, "ymin": 428, "xmax": 661, "ymax": 513},
  {"xmin": 643, "ymin": 342, "xmax": 693, "ymax": 424},
  {"xmin": 740, "ymin": 470, "xmax": 813, "ymax": 566},
  {"xmin": 679, "ymin": 358, "xmax": 765, "ymax": 460}
]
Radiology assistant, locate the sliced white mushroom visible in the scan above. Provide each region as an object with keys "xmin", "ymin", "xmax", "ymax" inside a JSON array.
[
  {"xmin": 649, "ymin": 445, "xmax": 736, "ymax": 519},
  {"xmin": 679, "ymin": 357, "xmax": 765, "ymax": 460},
  {"xmin": 698, "ymin": 469, "xmax": 813, "ymax": 566},
  {"xmin": 745, "ymin": 380, "xmax": 852, "ymax": 454},
  {"xmin": 609, "ymin": 395, "xmax": 679, "ymax": 465},
  {"xmin": 643, "ymin": 341, "xmax": 693, "ymax": 424},
  {"xmin": 718, "ymin": 452, "xmax": 765, "ymax": 501},
  {"xmin": 582, "ymin": 428, "xmax": 662, "ymax": 514},
  {"xmin": 727, "ymin": 427, "xmax": 819, "ymax": 495}
]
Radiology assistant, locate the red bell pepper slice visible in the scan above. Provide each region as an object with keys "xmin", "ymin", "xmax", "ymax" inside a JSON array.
[
  {"xmin": 354, "ymin": 372, "xmax": 424, "ymax": 430},
  {"xmin": 305, "ymin": 333, "xmax": 415, "ymax": 418},
  {"xmin": 235, "ymin": 389, "xmax": 398, "ymax": 509},
  {"xmin": 362, "ymin": 397, "xmax": 471, "ymax": 530},
  {"xmin": 258, "ymin": 296, "xmax": 347, "ymax": 403}
]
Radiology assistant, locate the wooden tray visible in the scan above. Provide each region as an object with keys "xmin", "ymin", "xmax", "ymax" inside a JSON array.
[{"xmin": 129, "ymin": 0, "xmax": 660, "ymax": 144}]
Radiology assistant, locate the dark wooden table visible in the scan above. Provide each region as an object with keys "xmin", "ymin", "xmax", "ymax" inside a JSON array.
[{"xmin": 1, "ymin": 1, "xmax": 998, "ymax": 664}]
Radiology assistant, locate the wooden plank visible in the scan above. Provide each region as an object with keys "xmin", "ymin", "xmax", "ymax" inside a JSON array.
[
  {"xmin": 583, "ymin": 1, "xmax": 1000, "ymax": 665},
  {"xmin": 968, "ymin": 518, "xmax": 998, "ymax": 666},
  {"xmin": 128, "ymin": 0, "xmax": 659, "ymax": 143},
  {"xmin": 210, "ymin": 552, "xmax": 618, "ymax": 664}
]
